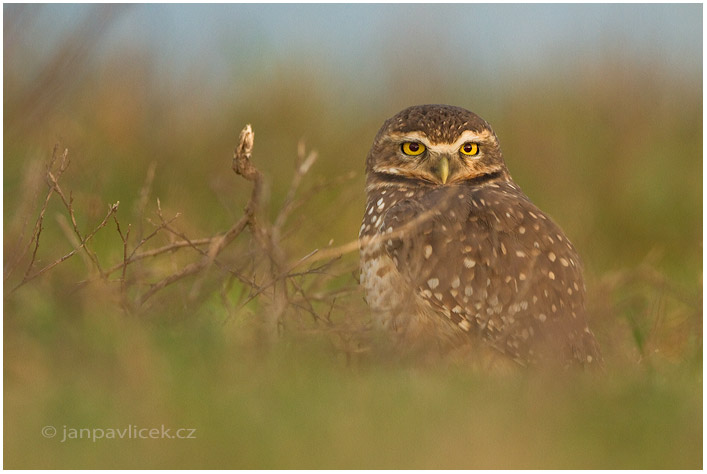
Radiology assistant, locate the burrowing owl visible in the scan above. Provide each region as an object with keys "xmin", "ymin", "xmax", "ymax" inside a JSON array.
[{"xmin": 359, "ymin": 105, "xmax": 601, "ymax": 367}]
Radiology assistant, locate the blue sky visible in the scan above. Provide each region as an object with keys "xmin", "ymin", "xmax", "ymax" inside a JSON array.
[
  {"xmin": 137, "ymin": 4, "xmax": 700, "ymax": 84},
  {"xmin": 4, "ymin": 3, "xmax": 701, "ymax": 117},
  {"xmin": 15, "ymin": 3, "xmax": 702, "ymax": 85}
]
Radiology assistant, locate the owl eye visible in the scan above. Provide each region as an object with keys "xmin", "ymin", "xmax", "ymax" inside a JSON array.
[
  {"xmin": 460, "ymin": 142, "xmax": 479, "ymax": 156},
  {"xmin": 402, "ymin": 142, "xmax": 426, "ymax": 156}
]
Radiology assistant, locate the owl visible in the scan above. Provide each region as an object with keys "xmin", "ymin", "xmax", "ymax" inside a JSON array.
[{"xmin": 359, "ymin": 105, "xmax": 601, "ymax": 367}]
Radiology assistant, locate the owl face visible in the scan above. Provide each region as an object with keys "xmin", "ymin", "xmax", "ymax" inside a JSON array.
[{"xmin": 366, "ymin": 105, "xmax": 509, "ymax": 188}]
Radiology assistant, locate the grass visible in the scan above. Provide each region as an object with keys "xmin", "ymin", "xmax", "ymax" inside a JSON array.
[
  {"xmin": 3, "ymin": 6, "xmax": 702, "ymax": 469},
  {"xmin": 4, "ymin": 307, "xmax": 702, "ymax": 469}
]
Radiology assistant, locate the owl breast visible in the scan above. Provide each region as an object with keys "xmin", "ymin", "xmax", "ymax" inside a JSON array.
[
  {"xmin": 359, "ymin": 184, "xmax": 468, "ymax": 340},
  {"xmin": 359, "ymin": 180, "xmax": 601, "ymax": 365},
  {"xmin": 359, "ymin": 186, "xmax": 421, "ymax": 330}
]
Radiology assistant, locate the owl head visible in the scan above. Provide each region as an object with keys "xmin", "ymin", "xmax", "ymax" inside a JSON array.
[{"xmin": 366, "ymin": 105, "xmax": 510, "ymax": 187}]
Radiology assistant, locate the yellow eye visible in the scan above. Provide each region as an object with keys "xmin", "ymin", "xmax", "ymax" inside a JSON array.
[
  {"xmin": 402, "ymin": 142, "xmax": 426, "ymax": 156},
  {"xmin": 460, "ymin": 142, "xmax": 479, "ymax": 156}
]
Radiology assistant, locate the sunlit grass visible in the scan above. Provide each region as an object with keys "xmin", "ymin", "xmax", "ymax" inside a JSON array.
[
  {"xmin": 4, "ymin": 6, "xmax": 702, "ymax": 469},
  {"xmin": 4, "ymin": 303, "xmax": 702, "ymax": 469}
]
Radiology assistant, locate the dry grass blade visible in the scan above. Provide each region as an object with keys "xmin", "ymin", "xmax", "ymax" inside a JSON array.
[{"xmin": 273, "ymin": 140, "xmax": 318, "ymax": 241}]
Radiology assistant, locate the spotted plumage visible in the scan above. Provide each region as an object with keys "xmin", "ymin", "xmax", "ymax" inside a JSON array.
[{"xmin": 359, "ymin": 104, "xmax": 601, "ymax": 367}]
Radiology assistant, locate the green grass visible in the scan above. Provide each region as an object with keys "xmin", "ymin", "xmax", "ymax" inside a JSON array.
[
  {"xmin": 4, "ymin": 305, "xmax": 702, "ymax": 469},
  {"xmin": 4, "ymin": 8, "xmax": 702, "ymax": 469}
]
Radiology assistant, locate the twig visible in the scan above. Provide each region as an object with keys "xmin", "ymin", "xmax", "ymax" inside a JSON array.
[
  {"xmin": 222, "ymin": 248, "xmax": 320, "ymax": 326},
  {"xmin": 113, "ymin": 215, "xmax": 131, "ymax": 297},
  {"xmin": 130, "ymin": 202, "xmax": 182, "ymax": 260},
  {"xmin": 232, "ymin": 124, "xmax": 261, "ymax": 219},
  {"xmin": 4, "ymin": 159, "xmax": 47, "ymax": 281},
  {"xmin": 20, "ymin": 189, "xmax": 53, "ymax": 282},
  {"xmin": 55, "ymin": 213, "xmax": 94, "ymax": 271},
  {"xmin": 9, "ymin": 124, "xmax": 357, "ymax": 339},
  {"xmin": 11, "ymin": 146, "xmax": 67, "ymax": 283},
  {"xmin": 136, "ymin": 124, "xmax": 262, "ymax": 305},
  {"xmin": 46, "ymin": 153, "xmax": 105, "ymax": 277},
  {"xmin": 287, "ymin": 191, "xmax": 461, "ymax": 268},
  {"xmin": 104, "ymin": 237, "xmax": 216, "ymax": 276},
  {"xmin": 12, "ymin": 202, "xmax": 120, "ymax": 292}
]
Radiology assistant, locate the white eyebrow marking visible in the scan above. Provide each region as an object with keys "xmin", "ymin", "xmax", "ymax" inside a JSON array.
[
  {"xmin": 392, "ymin": 129, "xmax": 495, "ymax": 154},
  {"xmin": 371, "ymin": 166, "xmax": 404, "ymax": 175}
]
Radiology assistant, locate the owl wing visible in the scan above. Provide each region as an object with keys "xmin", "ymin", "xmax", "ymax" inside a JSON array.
[{"xmin": 380, "ymin": 182, "xmax": 601, "ymax": 366}]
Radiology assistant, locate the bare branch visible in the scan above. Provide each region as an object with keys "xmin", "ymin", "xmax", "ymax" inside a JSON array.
[
  {"xmin": 113, "ymin": 215, "xmax": 131, "ymax": 296},
  {"xmin": 12, "ymin": 201, "xmax": 120, "ymax": 292},
  {"xmin": 130, "ymin": 202, "xmax": 182, "ymax": 261},
  {"xmin": 55, "ymin": 213, "xmax": 93, "ymax": 271},
  {"xmin": 9, "ymin": 146, "xmax": 68, "ymax": 283},
  {"xmin": 104, "ymin": 237, "xmax": 216, "ymax": 276},
  {"xmin": 289, "ymin": 194, "xmax": 458, "ymax": 268},
  {"xmin": 232, "ymin": 124, "xmax": 262, "ymax": 219},
  {"xmin": 9, "ymin": 124, "xmax": 358, "ymax": 347},
  {"xmin": 137, "ymin": 124, "xmax": 264, "ymax": 305},
  {"xmin": 45, "ymin": 152, "xmax": 105, "ymax": 277},
  {"xmin": 4, "ymin": 158, "xmax": 48, "ymax": 280},
  {"xmin": 223, "ymin": 248, "xmax": 319, "ymax": 326}
]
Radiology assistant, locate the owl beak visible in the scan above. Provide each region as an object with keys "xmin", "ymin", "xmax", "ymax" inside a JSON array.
[{"xmin": 432, "ymin": 155, "xmax": 450, "ymax": 184}]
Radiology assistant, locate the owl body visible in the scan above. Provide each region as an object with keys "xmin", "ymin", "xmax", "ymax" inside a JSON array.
[{"xmin": 359, "ymin": 105, "xmax": 601, "ymax": 367}]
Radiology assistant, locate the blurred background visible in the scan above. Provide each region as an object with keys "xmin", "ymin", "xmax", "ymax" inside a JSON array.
[{"xmin": 4, "ymin": 4, "xmax": 702, "ymax": 469}]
